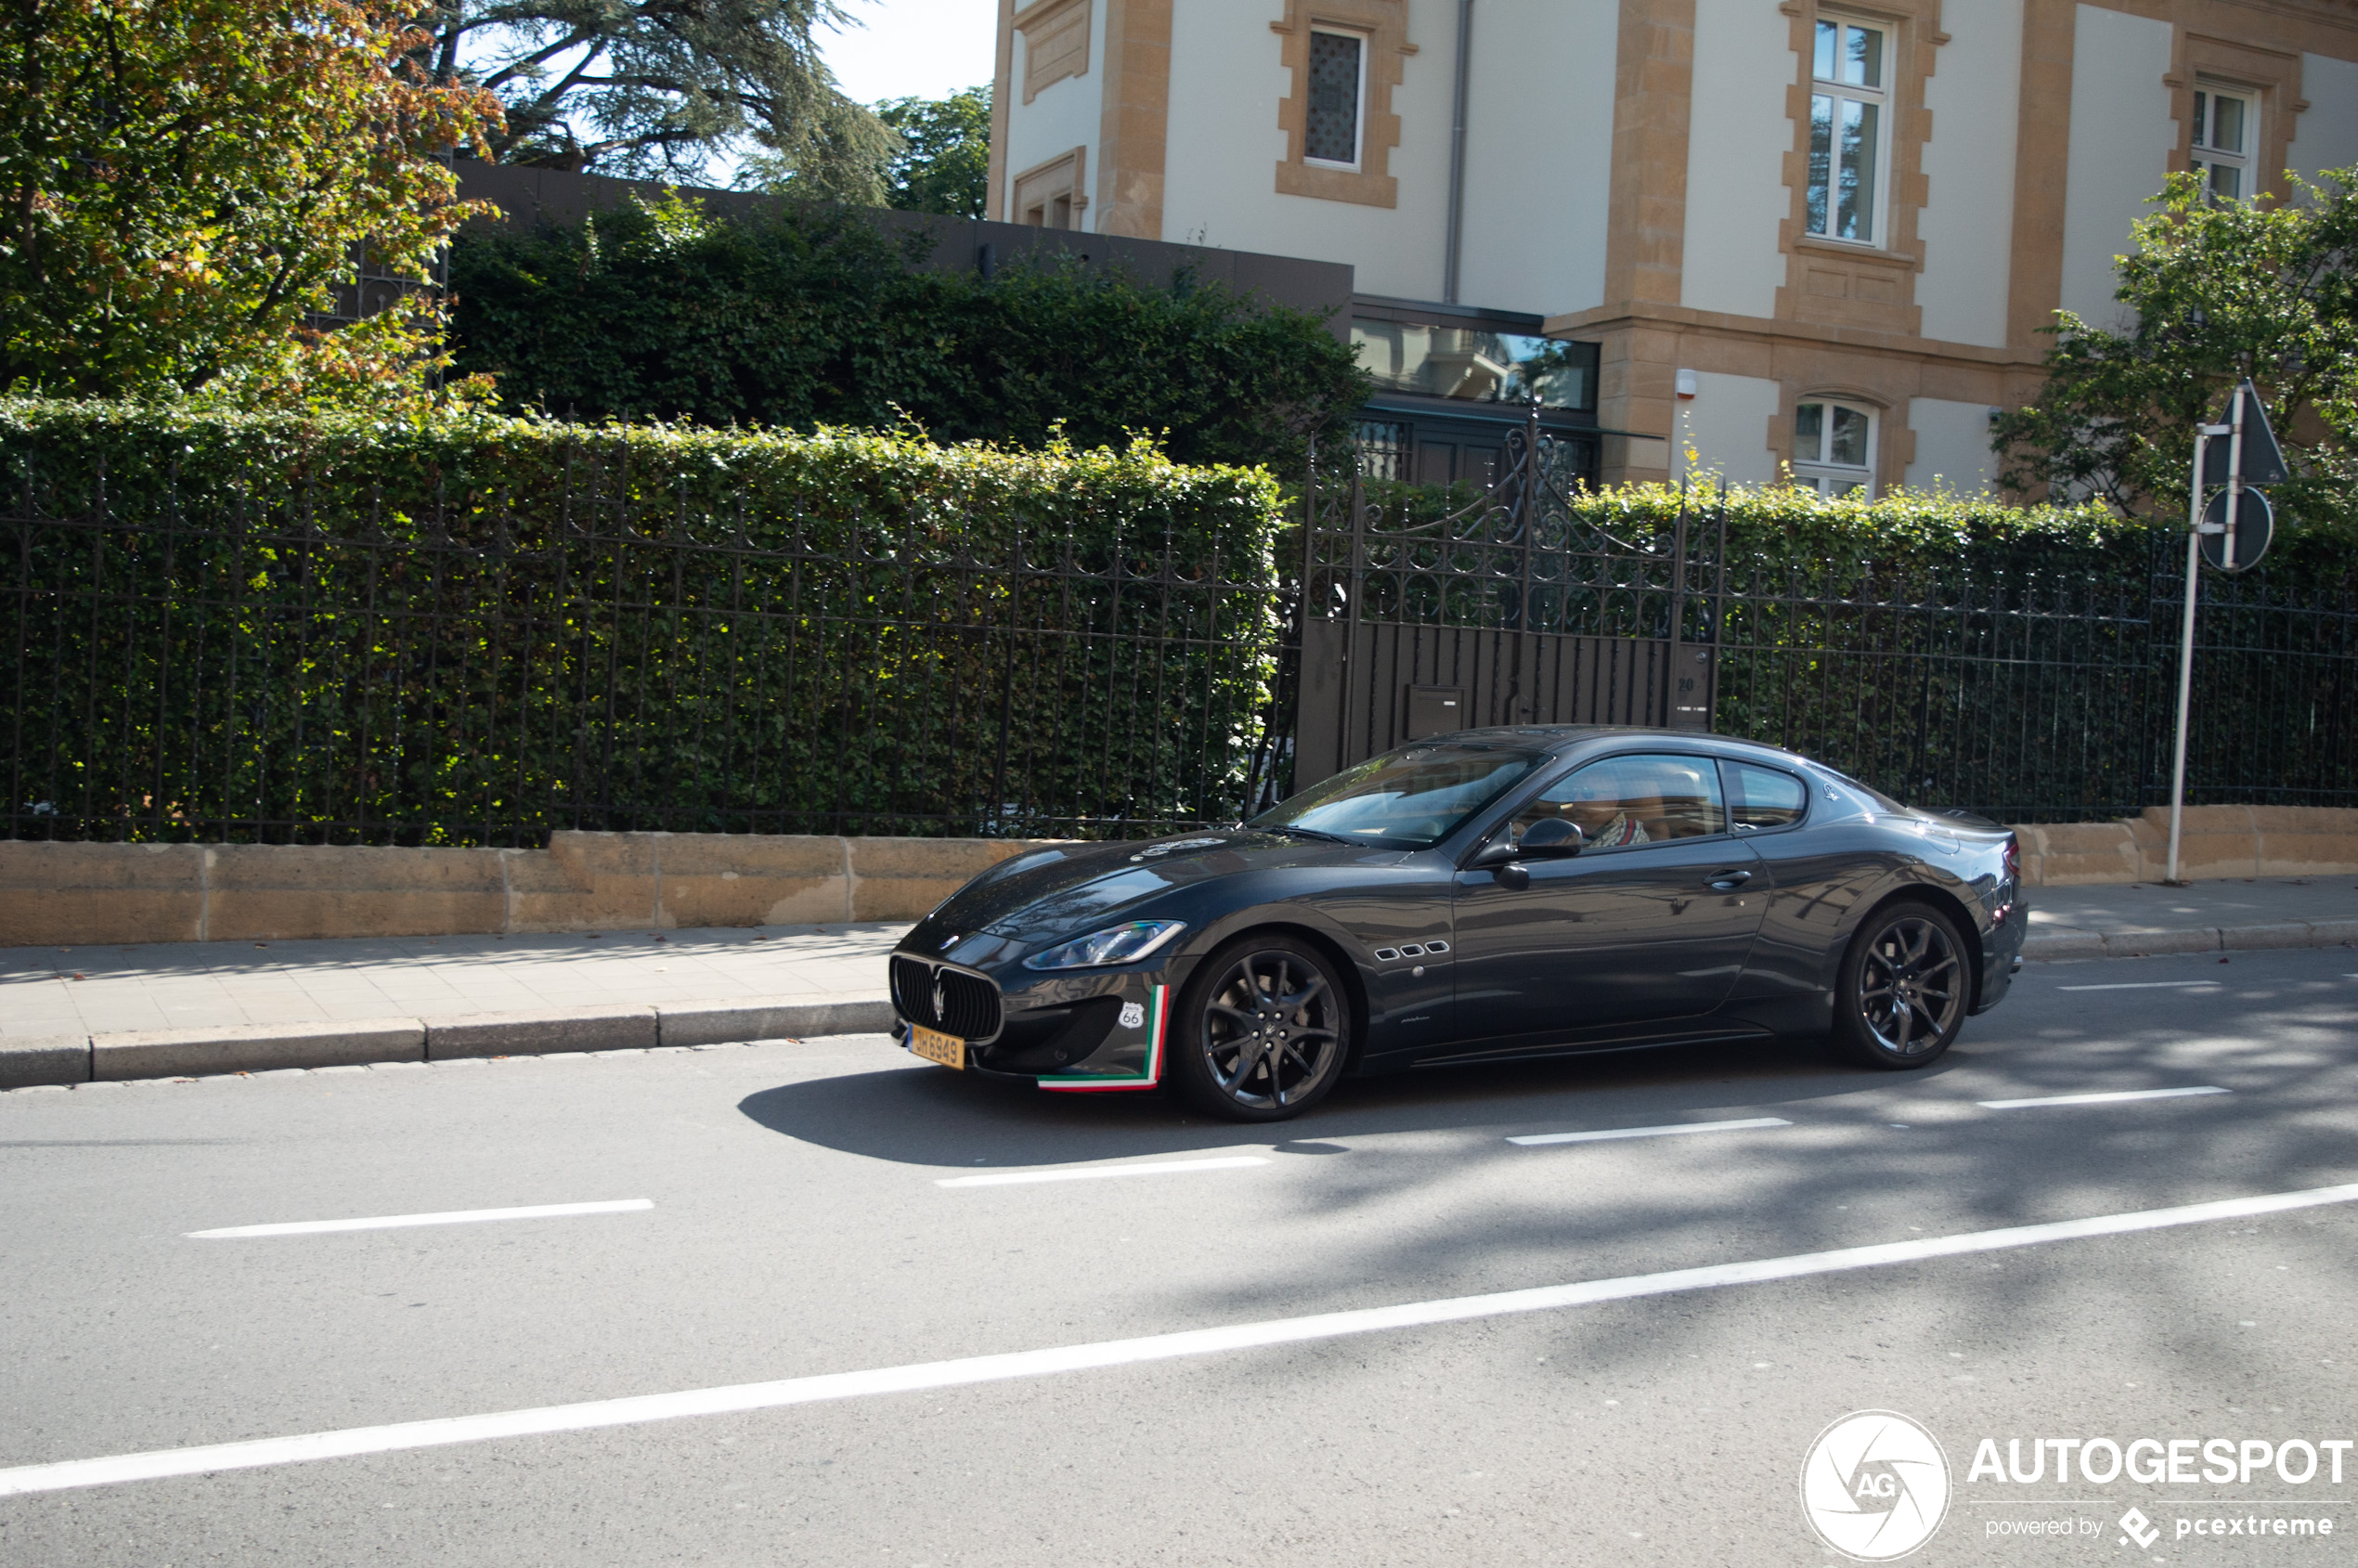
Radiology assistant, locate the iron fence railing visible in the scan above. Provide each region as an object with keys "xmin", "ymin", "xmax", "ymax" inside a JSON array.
[
  {"xmin": 1698, "ymin": 510, "xmax": 2358, "ymax": 822},
  {"xmin": 4, "ymin": 459, "xmax": 1286, "ymax": 846},
  {"xmin": 6, "ymin": 435, "xmax": 2356, "ymax": 847}
]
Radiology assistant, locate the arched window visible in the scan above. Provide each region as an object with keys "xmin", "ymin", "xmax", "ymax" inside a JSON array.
[{"xmin": 1794, "ymin": 399, "xmax": 1876, "ymax": 497}]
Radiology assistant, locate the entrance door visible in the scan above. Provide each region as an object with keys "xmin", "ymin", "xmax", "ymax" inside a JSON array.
[{"xmin": 1447, "ymin": 753, "xmax": 1766, "ymax": 1047}]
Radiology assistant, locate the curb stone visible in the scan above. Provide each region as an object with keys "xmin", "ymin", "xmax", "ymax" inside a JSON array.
[
  {"xmin": 1, "ymin": 1035, "xmax": 91, "ymax": 1090},
  {"xmin": 93, "ymin": 1019, "xmax": 423, "ymax": 1081},
  {"xmin": 3, "ymin": 994, "xmax": 894, "ymax": 1091}
]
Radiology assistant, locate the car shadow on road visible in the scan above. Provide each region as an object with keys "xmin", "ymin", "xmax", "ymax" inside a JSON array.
[{"xmin": 736, "ymin": 1032, "xmax": 1978, "ymax": 1168}]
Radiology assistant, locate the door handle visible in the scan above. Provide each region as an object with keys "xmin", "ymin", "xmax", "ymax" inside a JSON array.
[{"xmin": 1706, "ymin": 868, "xmax": 1754, "ymax": 890}]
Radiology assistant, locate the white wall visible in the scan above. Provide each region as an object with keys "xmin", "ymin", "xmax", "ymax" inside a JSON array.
[
  {"xmin": 2294, "ymin": 53, "xmax": 2358, "ymax": 191},
  {"xmin": 1453, "ymin": 0, "xmax": 1616, "ymax": 316},
  {"xmin": 1679, "ymin": 0, "xmax": 1795, "ymax": 320},
  {"xmin": 1676, "ymin": 372, "xmax": 1781, "ymax": 484},
  {"xmin": 2058, "ymin": 4, "xmax": 2175, "ymax": 327},
  {"xmin": 1905, "ymin": 398, "xmax": 1999, "ymax": 495},
  {"xmin": 1161, "ymin": 0, "xmax": 1455, "ymax": 296},
  {"xmin": 1914, "ymin": 0, "xmax": 2020, "ymax": 347},
  {"xmin": 999, "ymin": 0, "xmax": 1109, "ymax": 229}
]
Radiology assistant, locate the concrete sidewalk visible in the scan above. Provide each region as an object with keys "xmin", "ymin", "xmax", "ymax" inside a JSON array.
[{"xmin": 5, "ymin": 879, "xmax": 2355, "ymax": 1088}]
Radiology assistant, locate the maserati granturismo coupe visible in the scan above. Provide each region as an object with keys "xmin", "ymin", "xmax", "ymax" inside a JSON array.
[{"xmin": 887, "ymin": 727, "xmax": 2025, "ymax": 1121}]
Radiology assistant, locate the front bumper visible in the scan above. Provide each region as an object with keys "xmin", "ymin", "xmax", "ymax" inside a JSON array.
[{"xmin": 888, "ymin": 951, "xmax": 1174, "ymax": 1091}]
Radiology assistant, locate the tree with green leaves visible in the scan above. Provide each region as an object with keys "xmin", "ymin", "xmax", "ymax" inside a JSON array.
[
  {"xmin": 877, "ymin": 84, "xmax": 990, "ymax": 218},
  {"xmin": 421, "ymin": 0, "xmax": 895, "ymax": 196},
  {"xmin": 0, "ymin": 0, "xmax": 501, "ymax": 404},
  {"xmin": 448, "ymin": 192, "xmax": 1370, "ymax": 472},
  {"xmin": 1995, "ymin": 170, "xmax": 2358, "ymax": 531}
]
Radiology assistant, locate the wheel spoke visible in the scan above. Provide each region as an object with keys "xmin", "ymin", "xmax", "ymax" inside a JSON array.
[{"xmin": 1274, "ymin": 974, "xmax": 1328, "ymax": 1014}]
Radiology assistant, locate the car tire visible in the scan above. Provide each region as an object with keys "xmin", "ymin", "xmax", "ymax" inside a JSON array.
[
  {"xmin": 1169, "ymin": 934, "xmax": 1351, "ymax": 1122},
  {"xmin": 1831, "ymin": 899, "xmax": 1970, "ymax": 1069}
]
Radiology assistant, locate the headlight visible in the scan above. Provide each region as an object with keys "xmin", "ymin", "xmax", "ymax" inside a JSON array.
[{"xmin": 1023, "ymin": 920, "xmax": 1187, "ymax": 971}]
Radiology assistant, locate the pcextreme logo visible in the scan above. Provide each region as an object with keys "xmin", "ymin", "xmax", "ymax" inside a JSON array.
[{"xmin": 1801, "ymin": 1410, "xmax": 1954, "ymax": 1561}]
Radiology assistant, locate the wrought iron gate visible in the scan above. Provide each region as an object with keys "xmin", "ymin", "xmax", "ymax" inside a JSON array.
[{"xmin": 1289, "ymin": 407, "xmax": 1717, "ymax": 788}]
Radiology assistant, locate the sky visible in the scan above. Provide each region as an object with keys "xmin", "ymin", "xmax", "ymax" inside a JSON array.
[{"xmin": 820, "ymin": 0, "xmax": 999, "ymax": 106}]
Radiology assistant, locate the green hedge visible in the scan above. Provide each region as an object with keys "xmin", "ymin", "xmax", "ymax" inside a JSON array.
[
  {"xmin": 447, "ymin": 194, "xmax": 1372, "ymax": 473},
  {"xmin": 2, "ymin": 400, "xmax": 1289, "ymax": 844}
]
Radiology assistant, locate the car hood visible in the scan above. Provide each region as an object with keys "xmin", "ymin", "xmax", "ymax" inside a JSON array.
[{"xmin": 903, "ymin": 831, "xmax": 1401, "ymax": 954}]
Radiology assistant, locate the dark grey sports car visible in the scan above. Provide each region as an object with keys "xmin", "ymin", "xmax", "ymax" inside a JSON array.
[{"xmin": 887, "ymin": 727, "xmax": 2025, "ymax": 1122}]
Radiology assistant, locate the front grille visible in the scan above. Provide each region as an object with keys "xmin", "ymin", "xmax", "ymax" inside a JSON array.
[{"xmin": 890, "ymin": 954, "xmax": 1004, "ymax": 1042}]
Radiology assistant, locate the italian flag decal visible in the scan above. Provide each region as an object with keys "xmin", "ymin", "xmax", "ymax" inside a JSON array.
[{"xmin": 1039, "ymin": 983, "xmax": 1167, "ymax": 1093}]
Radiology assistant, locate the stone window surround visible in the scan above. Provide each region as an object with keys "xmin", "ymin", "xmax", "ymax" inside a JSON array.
[
  {"xmin": 1014, "ymin": 0, "xmax": 1092, "ymax": 104},
  {"xmin": 1789, "ymin": 393, "xmax": 1883, "ymax": 496},
  {"xmin": 1011, "ymin": 146, "xmax": 1089, "ymax": 229},
  {"xmin": 2166, "ymin": 32, "xmax": 2305, "ymax": 202},
  {"xmin": 1774, "ymin": 0, "xmax": 1940, "ymax": 343},
  {"xmin": 1272, "ymin": 0, "xmax": 1417, "ymax": 208},
  {"xmin": 1770, "ymin": 380, "xmax": 1908, "ymax": 496}
]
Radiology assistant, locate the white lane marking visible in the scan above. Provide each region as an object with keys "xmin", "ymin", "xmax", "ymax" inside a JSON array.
[
  {"xmin": 187, "ymin": 1200, "xmax": 654, "ymax": 1239},
  {"xmin": 1508, "ymin": 1117, "xmax": 1793, "ymax": 1147},
  {"xmin": 1976, "ymin": 1086, "xmax": 2231, "ymax": 1110},
  {"xmin": 2056, "ymin": 980, "xmax": 2224, "ymax": 991},
  {"xmin": 13, "ymin": 1181, "xmax": 2358, "ymax": 1498},
  {"xmin": 938, "ymin": 1157, "xmax": 1267, "ymax": 1188}
]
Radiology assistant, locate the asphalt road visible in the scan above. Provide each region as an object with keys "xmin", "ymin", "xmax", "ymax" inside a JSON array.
[{"xmin": 4, "ymin": 947, "xmax": 2355, "ymax": 1566}]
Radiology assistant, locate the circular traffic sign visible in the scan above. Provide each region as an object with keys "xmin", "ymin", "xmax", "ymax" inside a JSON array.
[{"xmin": 2200, "ymin": 486, "xmax": 2273, "ymax": 573}]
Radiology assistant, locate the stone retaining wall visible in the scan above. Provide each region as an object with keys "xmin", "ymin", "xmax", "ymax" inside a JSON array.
[
  {"xmin": 2012, "ymin": 806, "xmax": 2358, "ymax": 887},
  {"xmin": 6, "ymin": 809, "xmax": 2357, "ymax": 947},
  {"xmin": 0, "ymin": 833, "xmax": 1061, "ymax": 947}
]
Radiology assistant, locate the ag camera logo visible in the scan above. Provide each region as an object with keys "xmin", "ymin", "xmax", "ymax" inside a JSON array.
[{"xmin": 1801, "ymin": 1410, "xmax": 1952, "ymax": 1561}]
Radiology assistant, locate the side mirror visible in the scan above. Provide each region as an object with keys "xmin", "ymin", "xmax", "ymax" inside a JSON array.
[
  {"xmin": 1469, "ymin": 837, "xmax": 1528, "ymax": 889},
  {"xmin": 1517, "ymin": 818, "xmax": 1587, "ymax": 858}
]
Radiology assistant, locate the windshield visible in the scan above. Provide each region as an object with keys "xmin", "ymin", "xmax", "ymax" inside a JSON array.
[{"xmin": 1250, "ymin": 744, "xmax": 1547, "ymax": 848}]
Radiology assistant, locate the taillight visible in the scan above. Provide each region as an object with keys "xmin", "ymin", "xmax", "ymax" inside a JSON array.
[{"xmin": 2002, "ymin": 836, "xmax": 2021, "ymax": 886}]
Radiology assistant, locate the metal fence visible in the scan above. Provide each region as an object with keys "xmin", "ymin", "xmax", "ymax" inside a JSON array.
[
  {"xmin": 1644, "ymin": 506, "xmax": 2358, "ymax": 822},
  {"xmin": 6, "ymin": 436, "xmax": 2355, "ymax": 846},
  {"xmin": 1293, "ymin": 421, "xmax": 1712, "ymax": 782},
  {"xmin": 1290, "ymin": 416, "xmax": 2358, "ymax": 822},
  {"xmin": 4, "ymin": 460, "xmax": 1287, "ymax": 845}
]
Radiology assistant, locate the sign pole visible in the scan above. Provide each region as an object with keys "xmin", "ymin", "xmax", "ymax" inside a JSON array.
[{"xmin": 2167, "ymin": 388, "xmax": 2246, "ymax": 884}]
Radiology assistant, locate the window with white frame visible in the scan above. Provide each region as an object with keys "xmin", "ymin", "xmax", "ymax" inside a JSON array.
[
  {"xmin": 1305, "ymin": 30, "xmax": 1367, "ymax": 167},
  {"xmin": 1807, "ymin": 14, "xmax": 1889, "ymax": 245},
  {"xmin": 1794, "ymin": 400, "xmax": 1876, "ymax": 496},
  {"xmin": 2192, "ymin": 84, "xmax": 2256, "ymax": 201}
]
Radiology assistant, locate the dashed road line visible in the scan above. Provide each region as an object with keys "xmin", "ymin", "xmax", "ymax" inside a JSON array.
[
  {"xmin": 188, "ymin": 1199, "xmax": 654, "ymax": 1238},
  {"xmin": 1508, "ymin": 1117, "xmax": 1793, "ymax": 1147},
  {"xmin": 1976, "ymin": 1086, "xmax": 2230, "ymax": 1110}
]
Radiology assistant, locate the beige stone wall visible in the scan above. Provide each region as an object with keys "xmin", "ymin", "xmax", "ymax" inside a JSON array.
[
  {"xmin": 2011, "ymin": 806, "xmax": 2358, "ymax": 887},
  {"xmin": 7, "ymin": 811, "xmax": 2357, "ymax": 945},
  {"xmin": 0, "ymin": 834, "xmax": 1067, "ymax": 948}
]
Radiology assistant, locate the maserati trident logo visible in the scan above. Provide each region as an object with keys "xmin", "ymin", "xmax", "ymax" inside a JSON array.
[
  {"xmin": 931, "ymin": 975, "xmax": 947, "ymax": 1020},
  {"xmin": 1800, "ymin": 1410, "xmax": 1951, "ymax": 1561}
]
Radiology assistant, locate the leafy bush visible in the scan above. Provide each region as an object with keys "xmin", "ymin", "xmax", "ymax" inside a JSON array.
[
  {"xmin": 447, "ymin": 194, "xmax": 1371, "ymax": 473},
  {"xmin": 1, "ymin": 399, "xmax": 1288, "ymax": 845}
]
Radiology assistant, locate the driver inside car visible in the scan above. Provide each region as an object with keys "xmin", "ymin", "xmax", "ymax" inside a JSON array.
[{"xmin": 1545, "ymin": 768, "xmax": 1650, "ymax": 850}]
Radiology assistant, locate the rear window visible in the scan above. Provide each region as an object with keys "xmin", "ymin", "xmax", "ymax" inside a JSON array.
[{"xmin": 1726, "ymin": 761, "xmax": 1807, "ymax": 830}]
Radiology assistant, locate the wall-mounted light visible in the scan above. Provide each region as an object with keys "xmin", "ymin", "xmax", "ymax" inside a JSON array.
[{"xmin": 1675, "ymin": 369, "xmax": 1698, "ymax": 400}]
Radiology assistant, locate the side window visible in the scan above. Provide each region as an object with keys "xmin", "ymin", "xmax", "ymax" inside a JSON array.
[
  {"xmin": 1511, "ymin": 755, "xmax": 1726, "ymax": 853},
  {"xmin": 1724, "ymin": 761, "xmax": 1807, "ymax": 831}
]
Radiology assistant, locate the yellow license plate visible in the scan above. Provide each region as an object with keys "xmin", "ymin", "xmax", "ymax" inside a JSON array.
[{"xmin": 910, "ymin": 1025, "xmax": 965, "ymax": 1069}]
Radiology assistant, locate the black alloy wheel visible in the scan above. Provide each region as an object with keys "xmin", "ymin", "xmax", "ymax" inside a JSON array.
[
  {"xmin": 1171, "ymin": 935, "xmax": 1350, "ymax": 1121},
  {"xmin": 1832, "ymin": 900, "xmax": 1969, "ymax": 1069}
]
